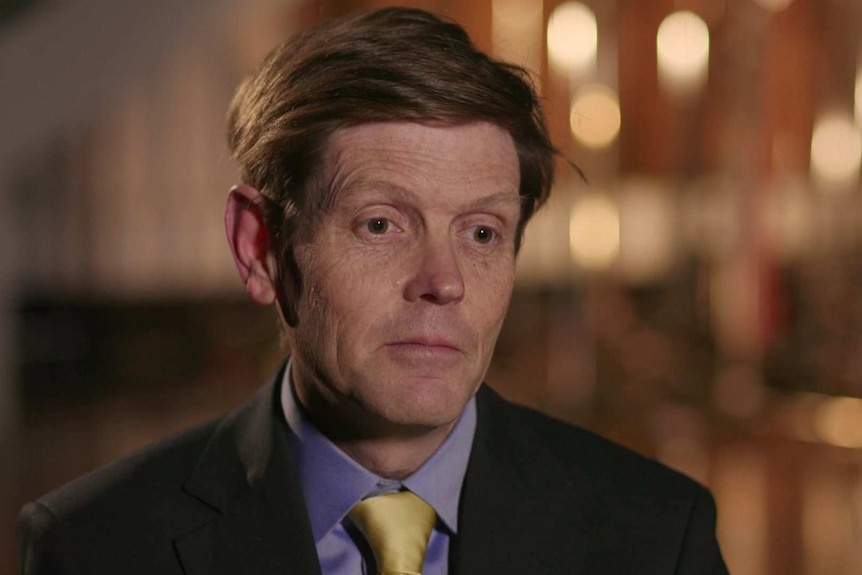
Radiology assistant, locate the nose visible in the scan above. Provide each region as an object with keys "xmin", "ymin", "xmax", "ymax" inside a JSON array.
[{"xmin": 403, "ymin": 236, "xmax": 465, "ymax": 304}]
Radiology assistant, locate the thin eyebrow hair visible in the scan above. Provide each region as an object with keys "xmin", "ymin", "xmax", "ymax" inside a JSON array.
[
  {"xmin": 338, "ymin": 180, "xmax": 414, "ymax": 204},
  {"xmin": 462, "ymin": 190, "xmax": 521, "ymax": 213},
  {"xmin": 335, "ymin": 180, "xmax": 521, "ymax": 214}
]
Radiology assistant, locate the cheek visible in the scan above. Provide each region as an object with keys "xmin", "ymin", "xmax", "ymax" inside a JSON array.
[
  {"xmin": 291, "ymin": 250, "xmax": 342, "ymax": 358},
  {"xmin": 302, "ymin": 250, "xmax": 393, "ymax": 350},
  {"xmin": 484, "ymin": 289, "xmax": 513, "ymax": 340},
  {"xmin": 466, "ymin": 261, "xmax": 515, "ymax": 340},
  {"xmin": 473, "ymin": 251, "xmax": 515, "ymax": 296}
]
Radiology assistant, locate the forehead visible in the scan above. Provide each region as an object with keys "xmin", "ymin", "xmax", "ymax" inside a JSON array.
[{"xmin": 319, "ymin": 121, "xmax": 521, "ymax": 206}]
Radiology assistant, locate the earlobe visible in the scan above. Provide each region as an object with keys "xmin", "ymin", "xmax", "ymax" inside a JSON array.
[{"xmin": 225, "ymin": 184, "xmax": 277, "ymax": 305}]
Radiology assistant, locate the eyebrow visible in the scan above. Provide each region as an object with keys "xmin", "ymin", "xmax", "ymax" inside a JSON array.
[
  {"xmin": 461, "ymin": 190, "xmax": 522, "ymax": 212},
  {"xmin": 335, "ymin": 181, "xmax": 521, "ymax": 213}
]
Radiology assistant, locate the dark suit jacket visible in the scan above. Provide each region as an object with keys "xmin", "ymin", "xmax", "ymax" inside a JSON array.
[{"xmin": 19, "ymin": 369, "xmax": 729, "ymax": 574}]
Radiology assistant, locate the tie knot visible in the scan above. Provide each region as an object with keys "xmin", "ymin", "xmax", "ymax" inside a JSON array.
[{"xmin": 348, "ymin": 491, "xmax": 437, "ymax": 575}]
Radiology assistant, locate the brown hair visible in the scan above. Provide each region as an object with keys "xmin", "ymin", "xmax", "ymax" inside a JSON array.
[{"xmin": 227, "ymin": 7, "xmax": 557, "ymax": 323}]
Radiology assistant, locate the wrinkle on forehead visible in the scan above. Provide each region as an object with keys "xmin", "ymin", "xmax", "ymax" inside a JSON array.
[{"xmin": 318, "ymin": 121, "xmax": 521, "ymax": 210}]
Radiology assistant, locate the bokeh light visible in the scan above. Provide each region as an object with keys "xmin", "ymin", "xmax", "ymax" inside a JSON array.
[
  {"xmin": 813, "ymin": 396, "xmax": 862, "ymax": 449},
  {"xmin": 569, "ymin": 193, "xmax": 620, "ymax": 270},
  {"xmin": 618, "ymin": 180, "xmax": 676, "ymax": 284},
  {"xmin": 546, "ymin": 2, "xmax": 598, "ymax": 75},
  {"xmin": 569, "ymin": 83, "xmax": 621, "ymax": 148},
  {"xmin": 656, "ymin": 11, "xmax": 710, "ymax": 94},
  {"xmin": 810, "ymin": 112, "xmax": 862, "ymax": 190}
]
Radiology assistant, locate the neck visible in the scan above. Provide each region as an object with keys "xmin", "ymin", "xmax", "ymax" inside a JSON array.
[
  {"xmin": 292, "ymin": 377, "xmax": 457, "ymax": 480},
  {"xmin": 332, "ymin": 429, "xmax": 455, "ymax": 479}
]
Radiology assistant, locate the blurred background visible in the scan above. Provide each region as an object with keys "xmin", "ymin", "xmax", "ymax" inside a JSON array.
[{"xmin": 2, "ymin": 0, "xmax": 862, "ymax": 572}]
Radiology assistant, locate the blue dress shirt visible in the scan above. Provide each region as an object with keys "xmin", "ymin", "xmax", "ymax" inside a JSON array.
[{"xmin": 280, "ymin": 361, "xmax": 477, "ymax": 575}]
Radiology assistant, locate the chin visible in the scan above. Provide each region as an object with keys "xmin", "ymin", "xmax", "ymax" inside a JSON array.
[{"xmin": 364, "ymin": 374, "xmax": 477, "ymax": 430}]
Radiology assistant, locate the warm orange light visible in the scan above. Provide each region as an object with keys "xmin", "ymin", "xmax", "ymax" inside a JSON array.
[
  {"xmin": 656, "ymin": 11, "xmax": 710, "ymax": 95},
  {"xmin": 813, "ymin": 396, "xmax": 862, "ymax": 449},
  {"xmin": 569, "ymin": 84, "xmax": 621, "ymax": 148},
  {"xmin": 547, "ymin": 2, "xmax": 597, "ymax": 75},
  {"xmin": 618, "ymin": 180, "xmax": 676, "ymax": 283},
  {"xmin": 569, "ymin": 193, "xmax": 619, "ymax": 270},
  {"xmin": 810, "ymin": 112, "xmax": 862, "ymax": 190}
]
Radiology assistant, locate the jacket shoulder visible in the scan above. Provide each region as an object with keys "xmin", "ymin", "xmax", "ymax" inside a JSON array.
[
  {"xmin": 18, "ymin": 418, "xmax": 224, "ymax": 574},
  {"xmin": 35, "ymin": 418, "xmax": 221, "ymax": 521},
  {"xmin": 18, "ymin": 376, "xmax": 286, "ymax": 574},
  {"xmin": 477, "ymin": 385, "xmax": 707, "ymax": 500},
  {"xmin": 469, "ymin": 387, "xmax": 728, "ymax": 574}
]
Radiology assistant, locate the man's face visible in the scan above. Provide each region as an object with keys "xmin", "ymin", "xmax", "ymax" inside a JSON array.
[{"xmin": 287, "ymin": 121, "xmax": 521, "ymax": 437}]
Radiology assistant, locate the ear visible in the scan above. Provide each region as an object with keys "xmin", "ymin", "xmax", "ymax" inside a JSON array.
[{"xmin": 225, "ymin": 184, "xmax": 277, "ymax": 305}]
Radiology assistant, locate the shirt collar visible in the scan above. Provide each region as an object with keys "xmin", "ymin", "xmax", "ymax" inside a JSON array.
[{"xmin": 280, "ymin": 358, "xmax": 476, "ymax": 542}]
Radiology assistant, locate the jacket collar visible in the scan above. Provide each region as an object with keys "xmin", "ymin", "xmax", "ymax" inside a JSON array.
[
  {"xmin": 174, "ymin": 367, "xmax": 322, "ymax": 575},
  {"xmin": 453, "ymin": 385, "xmax": 596, "ymax": 575},
  {"xmin": 170, "ymin": 375, "xmax": 604, "ymax": 575}
]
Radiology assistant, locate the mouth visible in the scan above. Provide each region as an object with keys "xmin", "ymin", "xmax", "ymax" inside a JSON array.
[{"xmin": 383, "ymin": 338, "xmax": 463, "ymax": 357}]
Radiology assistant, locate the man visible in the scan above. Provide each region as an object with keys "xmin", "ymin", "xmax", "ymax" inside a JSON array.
[{"xmin": 19, "ymin": 8, "xmax": 729, "ymax": 575}]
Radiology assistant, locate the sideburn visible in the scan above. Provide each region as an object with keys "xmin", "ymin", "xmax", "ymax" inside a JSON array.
[
  {"xmin": 276, "ymin": 218, "xmax": 303, "ymax": 327},
  {"xmin": 276, "ymin": 244, "xmax": 303, "ymax": 327},
  {"xmin": 273, "ymin": 212, "xmax": 322, "ymax": 328}
]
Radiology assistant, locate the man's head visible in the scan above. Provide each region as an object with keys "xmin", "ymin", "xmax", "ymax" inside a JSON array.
[
  {"xmin": 227, "ymin": 8, "xmax": 555, "ymax": 315},
  {"xmin": 225, "ymin": 7, "xmax": 556, "ymax": 464}
]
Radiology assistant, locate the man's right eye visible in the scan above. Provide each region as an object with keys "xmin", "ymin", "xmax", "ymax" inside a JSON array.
[{"xmin": 366, "ymin": 218, "xmax": 390, "ymax": 234}]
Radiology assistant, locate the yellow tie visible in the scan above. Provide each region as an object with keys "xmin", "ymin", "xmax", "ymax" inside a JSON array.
[{"xmin": 348, "ymin": 491, "xmax": 437, "ymax": 575}]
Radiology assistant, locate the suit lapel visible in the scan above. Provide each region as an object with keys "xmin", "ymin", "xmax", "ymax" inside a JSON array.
[
  {"xmin": 174, "ymin": 371, "xmax": 322, "ymax": 575},
  {"xmin": 170, "ymin": 374, "xmax": 654, "ymax": 575},
  {"xmin": 453, "ymin": 386, "xmax": 597, "ymax": 575}
]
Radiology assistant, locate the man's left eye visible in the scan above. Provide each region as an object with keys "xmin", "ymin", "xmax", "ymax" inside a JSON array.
[
  {"xmin": 366, "ymin": 218, "xmax": 390, "ymax": 234},
  {"xmin": 473, "ymin": 226, "xmax": 495, "ymax": 244}
]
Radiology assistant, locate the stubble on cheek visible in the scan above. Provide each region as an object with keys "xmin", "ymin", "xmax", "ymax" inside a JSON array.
[
  {"xmin": 291, "ymin": 239, "xmax": 370, "ymax": 394},
  {"xmin": 288, "ymin": 242, "xmax": 336, "ymax": 389}
]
